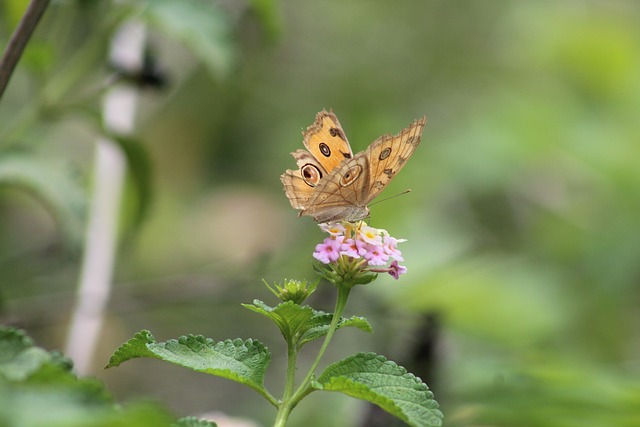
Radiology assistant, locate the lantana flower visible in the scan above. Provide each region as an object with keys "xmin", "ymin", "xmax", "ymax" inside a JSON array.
[
  {"xmin": 312, "ymin": 221, "xmax": 408, "ymax": 283},
  {"xmin": 313, "ymin": 236, "xmax": 343, "ymax": 264}
]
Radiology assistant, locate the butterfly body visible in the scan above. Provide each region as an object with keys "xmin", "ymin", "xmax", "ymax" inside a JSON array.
[{"xmin": 281, "ymin": 110, "xmax": 426, "ymax": 223}]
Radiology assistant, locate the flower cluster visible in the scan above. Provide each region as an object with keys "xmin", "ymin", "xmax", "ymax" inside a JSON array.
[{"xmin": 313, "ymin": 221, "xmax": 407, "ymax": 280}]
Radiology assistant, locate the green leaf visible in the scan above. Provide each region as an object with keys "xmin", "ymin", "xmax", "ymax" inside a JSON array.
[
  {"xmin": 317, "ymin": 352, "xmax": 443, "ymax": 427},
  {"xmin": 0, "ymin": 325, "xmax": 34, "ymax": 358},
  {"xmin": 0, "ymin": 386, "xmax": 175, "ymax": 427},
  {"xmin": 0, "ymin": 154, "xmax": 87, "ymax": 249},
  {"xmin": 106, "ymin": 331, "xmax": 272, "ymax": 400},
  {"xmin": 0, "ymin": 326, "xmax": 110, "ymax": 401},
  {"xmin": 110, "ymin": 136, "xmax": 153, "ymax": 232},
  {"xmin": 242, "ymin": 300, "xmax": 372, "ymax": 349},
  {"xmin": 0, "ymin": 345, "xmax": 57, "ymax": 382},
  {"xmin": 300, "ymin": 313, "xmax": 372, "ymax": 347},
  {"xmin": 0, "ymin": 327, "xmax": 74, "ymax": 383},
  {"xmin": 0, "ymin": 326, "xmax": 175, "ymax": 426},
  {"xmin": 138, "ymin": 0, "xmax": 235, "ymax": 78},
  {"xmin": 173, "ymin": 416, "xmax": 217, "ymax": 427},
  {"xmin": 0, "ymin": 327, "xmax": 49, "ymax": 381}
]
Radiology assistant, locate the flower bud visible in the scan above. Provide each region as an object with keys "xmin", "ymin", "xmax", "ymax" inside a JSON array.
[{"xmin": 263, "ymin": 279, "xmax": 317, "ymax": 304}]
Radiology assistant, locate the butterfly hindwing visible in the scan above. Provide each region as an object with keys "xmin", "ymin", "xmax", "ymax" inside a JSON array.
[{"xmin": 280, "ymin": 169, "xmax": 315, "ymax": 211}]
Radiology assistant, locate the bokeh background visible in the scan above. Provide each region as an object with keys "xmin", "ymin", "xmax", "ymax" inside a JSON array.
[{"xmin": 2, "ymin": 1, "xmax": 640, "ymax": 426}]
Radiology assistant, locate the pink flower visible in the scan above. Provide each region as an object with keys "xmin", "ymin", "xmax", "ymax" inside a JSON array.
[
  {"xmin": 388, "ymin": 261, "xmax": 407, "ymax": 279},
  {"xmin": 383, "ymin": 236, "xmax": 405, "ymax": 262},
  {"xmin": 363, "ymin": 243, "xmax": 389, "ymax": 266},
  {"xmin": 313, "ymin": 237, "xmax": 343, "ymax": 264},
  {"xmin": 340, "ymin": 238, "xmax": 366, "ymax": 259},
  {"xmin": 313, "ymin": 220, "xmax": 409, "ymax": 281}
]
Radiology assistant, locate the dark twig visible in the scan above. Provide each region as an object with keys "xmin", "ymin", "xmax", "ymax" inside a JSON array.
[{"xmin": 0, "ymin": 0, "xmax": 51, "ymax": 100}]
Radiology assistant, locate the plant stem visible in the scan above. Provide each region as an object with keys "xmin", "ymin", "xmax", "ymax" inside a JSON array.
[
  {"xmin": 282, "ymin": 338, "xmax": 298, "ymax": 402},
  {"xmin": 299, "ymin": 285, "xmax": 351, "ymax": 391},
  {"xmin": 0, "ymin": 0, "xmax": 51, "ymax": 101},
  {"xmin": 273, "ymin": 402, "xmax": 292, "ymax": 427},
  {"xmin": 274, "ymin": 285, "xmax": 352, "ymax": 426}
]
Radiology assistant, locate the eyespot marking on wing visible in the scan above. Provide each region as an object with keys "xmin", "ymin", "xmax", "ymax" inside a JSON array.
[
  {"xmin": 379, "ymin": 147, "xmax": 392, "ymax": 160},
  {"xmin": 339, "ymin": 164, "xmax": 363, "ymax": 187},
  {"xmin": 301, "ymin": 163, "xmax": 322, "ymax": 187},
  {"xmin": 319, "ymin": 143, "xmax": 331, "ymax": 157}
]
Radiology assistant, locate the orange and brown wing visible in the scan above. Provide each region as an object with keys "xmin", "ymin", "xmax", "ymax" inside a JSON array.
[
  {"xmin": 300, "ymin": 154, "xmax": 371, "ymax": 223},
  {"xmin": 302, "ymin": 110, "xmax": 353, "ymax": 174},
  {"xmin": 361, "ymin": 116, "xmax": 426, "ymax": 204},
  {"xmin": 281, "ymin": 168, "xmax": 316, "ymax": 212}
]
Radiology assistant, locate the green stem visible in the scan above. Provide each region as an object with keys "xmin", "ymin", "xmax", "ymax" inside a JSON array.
[
  {"xmin": 299, "ymin": 285, "xmax": 351, "ymax": 393},
  {"xmin": 273, "ymin": 403, "xmax": 292, "ymax": 427},
  {"xmin": 273, "ymin": 336, "xmax": 298, "ymax": 426},
  {"xmin": 274, "ymin": 285, "xmax": 352, "ymax": 426},
  {"xmin": 282, "ymin": 337, "xmax": 298, "ymax": 401}
]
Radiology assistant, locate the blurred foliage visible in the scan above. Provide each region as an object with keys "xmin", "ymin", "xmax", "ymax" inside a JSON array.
[
  {"xmin": 1, "ymin": 0, "xmax": 640, "ymax": 426},
  {"xmin": 0, "ymin": 326, "xmax": 178, "ymax": 426}
]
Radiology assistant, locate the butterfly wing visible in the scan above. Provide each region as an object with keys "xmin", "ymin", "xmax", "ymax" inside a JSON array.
[
  {"xmin": 281, "ymin": 110, "xmax": 354, "ymax": 212},
  {"xmin": 302, "ymin": 110, "xmax": 353, "ymax": 173},
  {"xmin": 361, "ymin": 115, "xmax": 426, "ymax": 204},
  {"xmin": 297, "ymin": 154, "xmax": 371, "ymax": 223},
  {"xmin": 281, "ymin": 168, "xmax": 316, "ymax": 211}
]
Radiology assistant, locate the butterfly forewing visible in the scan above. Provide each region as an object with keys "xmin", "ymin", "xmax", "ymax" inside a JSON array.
[
  {"xmin": 362, "ymin": 116, "xmax": 426, "ymax": 204},
  {"xmin": 302, "ymin": 110, "xmax": 353, "ymax": 173}
]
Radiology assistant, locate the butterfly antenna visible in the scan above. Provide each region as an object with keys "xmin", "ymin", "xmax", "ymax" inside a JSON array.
[{"xmin": 368, "ymin": 189, "xmax": 412, "ymax": 207}]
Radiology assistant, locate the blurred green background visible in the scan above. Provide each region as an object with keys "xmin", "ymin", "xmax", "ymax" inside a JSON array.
[{"xmin": 1, "ymin": 0, "xmax": 640, "ymax": 426}]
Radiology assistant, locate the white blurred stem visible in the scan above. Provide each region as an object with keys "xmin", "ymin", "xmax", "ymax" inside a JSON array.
[{"xmin": 65, "ymin": 22, "xmax": 146, "ymax": 374}]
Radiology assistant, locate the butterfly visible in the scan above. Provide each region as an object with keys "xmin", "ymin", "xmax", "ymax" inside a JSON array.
[{"xmin": 281, "ymin": 109, "xmax": 426, "ymax": 223}]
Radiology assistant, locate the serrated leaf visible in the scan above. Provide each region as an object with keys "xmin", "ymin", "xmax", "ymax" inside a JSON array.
[
  {"xmin": 243, "ymin": 300, "xmax": 314, "ymax": 341},
  {"xmin": 317, "ymin": 352, "xmax": 443, "ymax": 427},
  {"xmin": 0, "ymin": 154, "xmax": 87, "ymax": 249},
  {"xmin": 106, "ymin": 330, "xmax": 271, "ymax": 399},
  {"xmin": 243, "ymin": 300, "xmax": 372, "ymax": 349},
  {"xmin": 173, "ymin": 416, "xmax": 217, "ymax": 427},
  {"xmin": 139, "ymin": 0, "xmax": 235, "ymax": 78}
]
